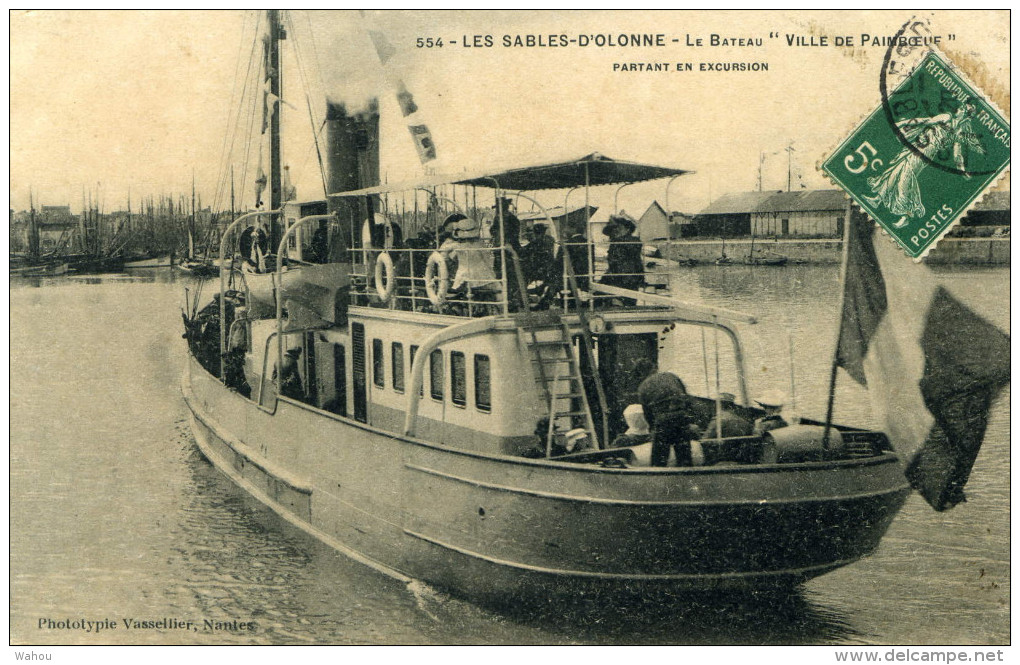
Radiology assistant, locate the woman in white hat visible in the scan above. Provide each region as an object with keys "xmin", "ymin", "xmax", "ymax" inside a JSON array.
[{"xmin": 438, "ymin": 214, "xmax": 499, "ymax": 293}]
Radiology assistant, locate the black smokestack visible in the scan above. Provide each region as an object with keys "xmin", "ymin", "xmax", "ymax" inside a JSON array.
[{"xmin": 326, "ymin": 99, "xmax": 380, "ymax": 250}]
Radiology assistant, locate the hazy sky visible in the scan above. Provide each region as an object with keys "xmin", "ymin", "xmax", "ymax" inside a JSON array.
[{"xmin": 10, "ymin": 10, "xmax": 1009, "ymax": 217}]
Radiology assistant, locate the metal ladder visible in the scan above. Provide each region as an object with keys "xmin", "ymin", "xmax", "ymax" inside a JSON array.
[{"xmin": 515, "ymin": 312, "xmax": 600, "ymax": 457}]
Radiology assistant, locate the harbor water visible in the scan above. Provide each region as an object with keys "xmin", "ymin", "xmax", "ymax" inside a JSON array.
[{"xmin": 10, "ymin": 265, "xmax": 1009, "ymax": 645}]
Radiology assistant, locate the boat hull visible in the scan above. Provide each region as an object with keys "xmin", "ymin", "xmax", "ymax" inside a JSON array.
[
  {"xmin": 125, "ymin": 253, "xmax": 173, "ymax": 268},
  {"xmin": 183, "ymin": 356, "xmax": 910, "ymax": 603}
]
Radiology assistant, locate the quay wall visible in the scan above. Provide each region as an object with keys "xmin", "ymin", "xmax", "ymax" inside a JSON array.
[{"xmin": 660, "ymin": 238, "xmax": 1010, "ymax": 265}]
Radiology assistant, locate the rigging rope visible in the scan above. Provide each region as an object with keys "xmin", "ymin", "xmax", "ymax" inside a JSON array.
[
  {"xmin": 222, "ymin": 11, "xmax": 264, "ymax": 215},
  {"xmin": 210, "ymin": 10, "xmax": 253, "ymax": 214},
  {"xmin": 286, "ymin": 11, "xmax": 329, "ymax": 198}
]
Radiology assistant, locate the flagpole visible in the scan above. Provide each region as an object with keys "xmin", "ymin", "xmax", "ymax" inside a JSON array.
[{"xmin": 823, "ymin": 198, "xmax": 854, "ymax": 449}]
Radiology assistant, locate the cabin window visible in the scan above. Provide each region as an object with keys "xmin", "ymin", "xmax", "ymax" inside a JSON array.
[
  {"xmin": 475, "ymin": 354, "xmax": 491, "ymax": 413},
  {"xmin": 430, "ymin": 350, "xmax": 444, "ymax": 401},
  {"xmin": 450, "ymin": 351, "xmax": 466, "ymax": 407},
  {"xmin": 391, "ymin": 342, "xmax": 405, "ymax": 393},
  {"xmin": 372, "ymin": 338, "xmax": 384, "ymax": 388},
  {"xmin": 410, "ymin": 345, "xmax": 422, "ymax": 396}
]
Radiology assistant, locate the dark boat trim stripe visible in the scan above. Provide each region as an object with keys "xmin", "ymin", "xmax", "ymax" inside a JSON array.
[
  {"xmin": 403, "ymin": 529, "xmax": 856, "ymax": 581},
  {"xmin": 405, "ymin": 463, "xmax": 911, "ymax": 506}
]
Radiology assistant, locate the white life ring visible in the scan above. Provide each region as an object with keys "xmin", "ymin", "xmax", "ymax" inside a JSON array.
[
  {"xmin": 374, "ymin": 252, "xmax": 396, "ymax": 302},
  {"xmin": 424, "ymin": 252, "xmax": 449, "ymax": 307}
]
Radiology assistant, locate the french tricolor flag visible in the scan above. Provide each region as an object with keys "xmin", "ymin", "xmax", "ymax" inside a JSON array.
[{"xmin": 834, "ymin": 207, "xmax": 1009, "ymax": 511}]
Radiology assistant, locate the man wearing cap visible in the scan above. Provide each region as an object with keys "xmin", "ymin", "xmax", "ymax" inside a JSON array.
[
  {"xmin": 702, "ymin": 392, "xmax": 753, "ymax": 439},
  {"xmin": 638, "ymin": 372, "xmax": 700, "ymax": 467},
  {"xmin": 752, "ymin": 391, "xmax": 789, "ymax": 437},
  {"xmin": 274, "ymin": 347, "xmax": 304, "ymax": 401}
]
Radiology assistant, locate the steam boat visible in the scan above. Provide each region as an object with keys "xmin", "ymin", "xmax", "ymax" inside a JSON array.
[{"xmin": 181, "ymin": 11, "xmax": 909, "ymax": 604}]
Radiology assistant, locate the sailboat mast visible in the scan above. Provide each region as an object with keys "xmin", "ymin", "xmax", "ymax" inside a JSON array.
[
  {"xmin": 190, "ymin": 174, "xmax": 197, "ymax": 259},
  {"xmin": 268, "ymin": 9, "xmax": 284, "ymax": 250}
]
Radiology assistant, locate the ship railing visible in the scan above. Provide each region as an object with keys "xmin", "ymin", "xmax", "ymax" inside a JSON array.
[
  {"xmin": 347, "ymin": 245, "xmax": 511, "ymax": 317},
  {"xmin": 273, "ymin": 214, "xmax": 338, "ymax": 383},
  {"xmin": 592, "ymin": 283, "xmax": 755, "ymax": 407},
  {"xmin": 218, "ymin": 209, "xmax": 280, "ymax": 381}
]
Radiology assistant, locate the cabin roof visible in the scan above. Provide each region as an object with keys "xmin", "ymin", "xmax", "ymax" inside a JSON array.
[
  {"xmin": 329, "ymin": 153, "xmax": 692, "ymax": 197},
  {"xmin": 697, "ymin": 191, "xmax": 777, "ymax": 215},
  {"xmin": 754, "ymin": 189, "xmax": 847, "ymax": 213}
]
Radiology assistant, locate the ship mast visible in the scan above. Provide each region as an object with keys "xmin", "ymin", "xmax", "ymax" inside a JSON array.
[{"xmin": 267, "ymin": 9, "xmax": 285, "ymax": 251}]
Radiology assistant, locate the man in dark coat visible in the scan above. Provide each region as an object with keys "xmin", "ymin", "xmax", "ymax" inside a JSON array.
[
  {"xmin": 638, "ymin": 372, "xmax": 700, "ymax": 467},
  {"xmin": 702, "ymin": 392, "xmax": 753, "ymax": 439},
  {"xmin": 274, "ymin": 347, "xmax": 304, "ymax": 400},
  {"xmin": 522, "ymin": 223, "xmax": 557, "ymax": 307}
]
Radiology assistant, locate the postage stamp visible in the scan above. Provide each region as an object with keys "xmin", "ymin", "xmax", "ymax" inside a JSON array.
[{"xmin": 823, "ymin": 49, "xmax": 1010, "ymax": 260}]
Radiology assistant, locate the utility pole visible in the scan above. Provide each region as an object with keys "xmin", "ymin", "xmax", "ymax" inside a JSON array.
[{"xmin": 786, "ymin": 143, "xmax": 795, "ymax": 193}]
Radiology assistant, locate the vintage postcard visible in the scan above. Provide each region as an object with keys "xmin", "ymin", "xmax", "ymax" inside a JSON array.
[{"xmin": 9, "ymin": 10, "xmax": 1010, "ymax": 656}]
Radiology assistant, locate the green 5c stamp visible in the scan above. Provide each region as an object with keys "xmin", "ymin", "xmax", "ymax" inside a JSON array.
[{"xmin": 824, "ymin": 50, "xmax": 1010, "ymax": 260}]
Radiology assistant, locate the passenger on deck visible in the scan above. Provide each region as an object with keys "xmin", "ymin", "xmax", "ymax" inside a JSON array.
[
  {"xmin": 564, "ymin": 428, "xmax": 592, "ymax": 453},
  {"xmin": 490, "ymin": 198, "xmax": 523, "ymax": 255},
  {"xmin": 438, "ymin": 215, "xmax": 499, "ymax": 296},
  {"xmin": 491, "ymin": 199, "xmax": 523, "ymax": 308},
  {"xmin": 520, "ymin": 417, "xmax": 567, "ymax": 458},
  {"xmin": 599, "ymin": 215, "xmax": 645, "ymax": 301},
  {"xmin": 702, "ymin": 392, "xmax": 754, "ymax": 439},
  {"xmin": 223, "ymin": 308, "xmax": 251, "ymax": 398},
  {"xmin": 239, "ymin": 224, "xmax": 269, "ymax": 272},
  {"xmin": 611, "ymin": 404, "xmax": 652, "ymax": 447},
  {"xmin": 522, "ymin": 223, "xmax": 557, "ymax": 309},
  {"xmin": 638, "ymin": 372, "xmax": 701, "ymax": 467},
  {"xmin": 310, "ymin": 222, "xmax": 329, "ymax": 263},
  {"xmin": 273, "ymin": 347, "xmax": 304, "ymax": 400},
  {"xmin": 752, "ymin": 391, "xmax": 789, "ymax": 436}
]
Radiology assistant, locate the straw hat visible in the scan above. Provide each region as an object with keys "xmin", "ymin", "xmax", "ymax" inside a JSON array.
[{"xmin": 451, "ymin": 217, "xmax": 481, "ymax": 239}]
